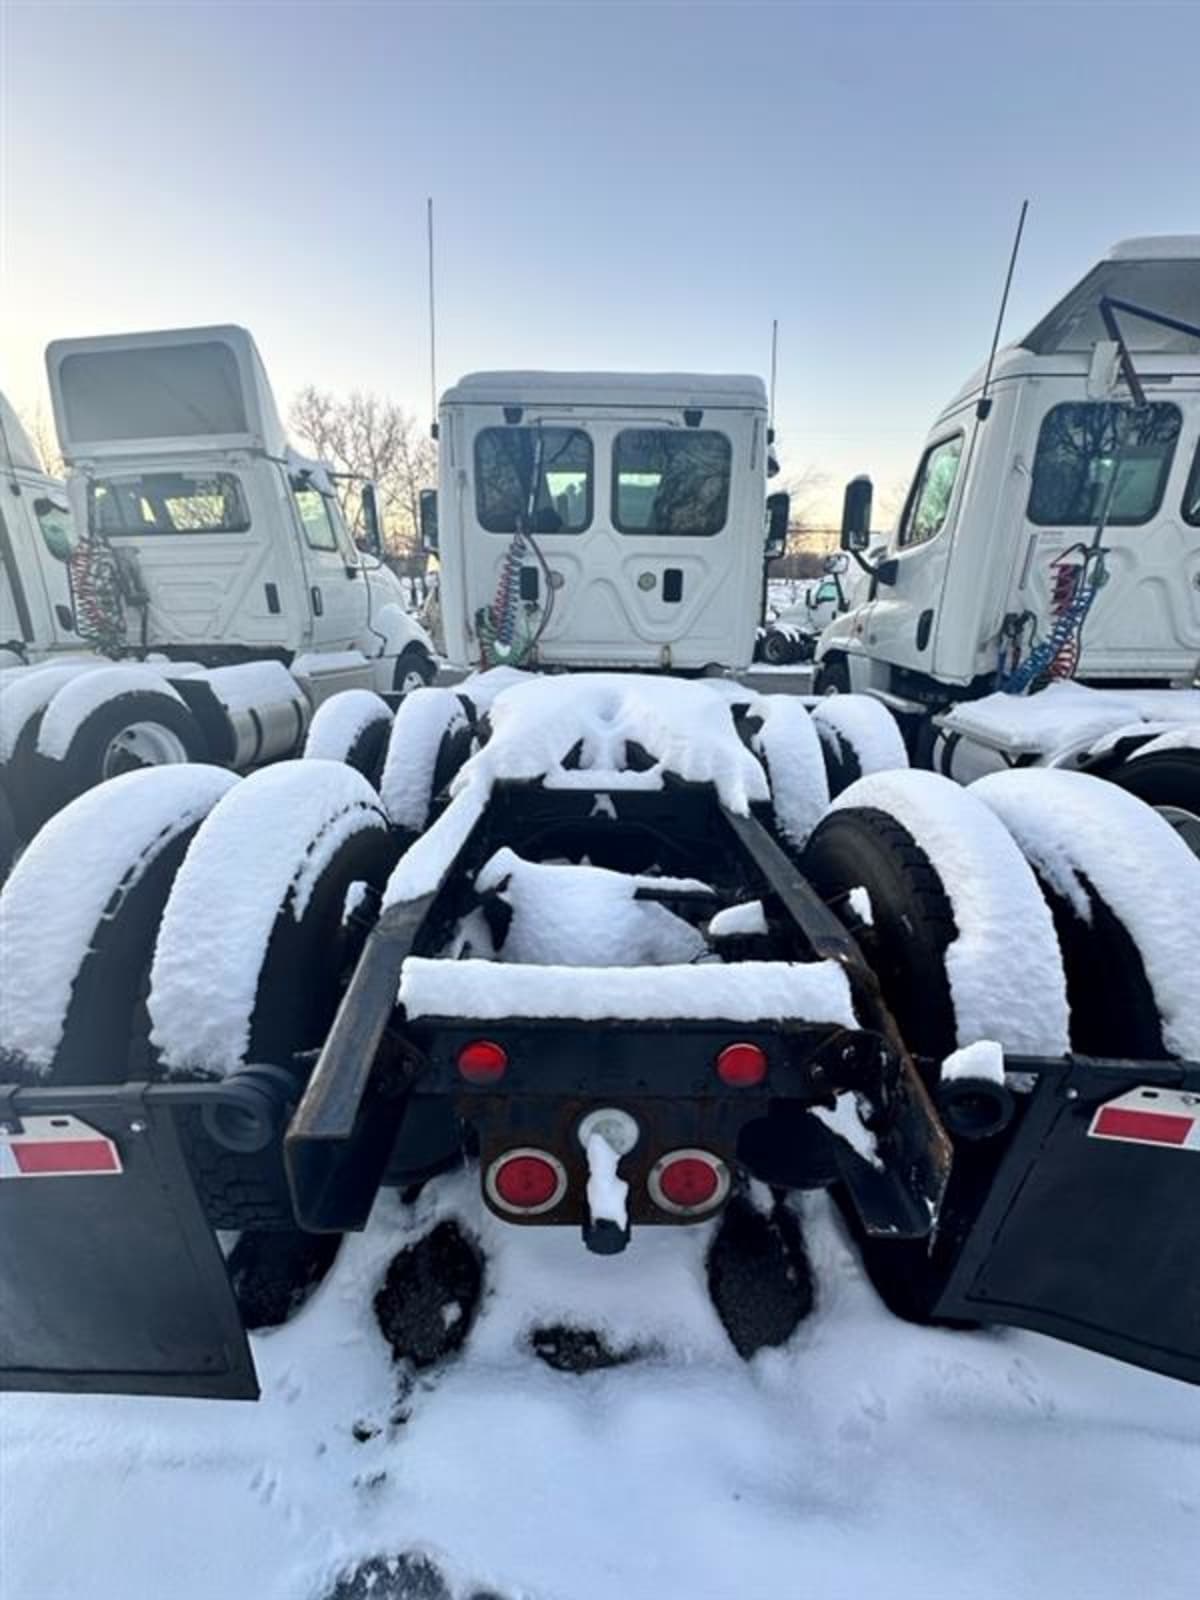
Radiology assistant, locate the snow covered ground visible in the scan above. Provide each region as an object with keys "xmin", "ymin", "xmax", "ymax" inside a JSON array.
[{"xmin": 3, "ymin": 1168, "xmax": 1197, "ymax": 1600}]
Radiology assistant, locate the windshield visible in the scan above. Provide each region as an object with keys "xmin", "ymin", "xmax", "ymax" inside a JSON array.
[
  {"xmin": 474, "ymin": 427, "xmax": 592, "ymax": 534},
  {"xmin": 89, "ymin": 470, "xmax": 251, "ymax": 535},
  {"xmin": 613, "ymin": 430, "xmax": 731, "ymax": 537},
  {"xmin": 1021, "ymin": 259, "xmax": 1200, "ymax": 355}
]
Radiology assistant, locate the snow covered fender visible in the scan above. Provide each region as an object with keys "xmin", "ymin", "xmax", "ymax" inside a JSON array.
[{"xmin": 371, "ymin": 600, "xmax": 434, "ymax": 663}]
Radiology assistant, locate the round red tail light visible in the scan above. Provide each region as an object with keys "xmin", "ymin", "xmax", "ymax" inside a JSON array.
[
  {"xmin": 486, "ymin": 1149, "xmax": 567, "ymax": 1215},
  {"xmin": 716, "ymin": 1042, "xmax": 767, "ymax": 1087},
  {"xmin": 457, "ymin": 1039, "xmax": 508, "ymax": 1084},
  {"xmin": 649, "ymin": 1149, "xmax": 730, "ymax": 1216}
]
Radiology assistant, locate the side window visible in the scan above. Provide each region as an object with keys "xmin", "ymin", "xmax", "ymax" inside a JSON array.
[
  {"xmin": 1027, "ymin": 402, "xmax": 1181, "ymax": 527},
  {"xmin": 292, "ymin": 483, "xmax": 338, "ymax": 551},
  {"xmin": 613, "ymin": 430, "xmax": 732, "ymax": 537},
  {"xmin": 1183, "ymin": 438, "xmax": 1200, "ymax": 528},
  {"xmin": 474, "ymin": 427, "xmax": 592, "ymax": 534},
  {"xmin": 898, "ymin": 434, "xmax": 964, "ymax": 548},
  {"xmin": 34, "ymin": 497, "xmax": 75, "ymax": 561}
]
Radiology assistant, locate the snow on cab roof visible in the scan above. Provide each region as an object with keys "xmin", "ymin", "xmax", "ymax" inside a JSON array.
[
  {"xmin": 0, "ymin": 391, "xmax": 45, "ymax": 475},
  {"xmin": 1107, "ymin": 236, "xmax": 1200, "ymax": 261},
  {"xmin": 442, "ymin": 371, "xmax": 768, "ymax": 409}
]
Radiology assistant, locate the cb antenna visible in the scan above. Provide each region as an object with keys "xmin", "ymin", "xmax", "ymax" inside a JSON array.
[
  {"xmin": 977, "ymin": 198, "xmax": 1029, "ymax": 421},
  {"xmin": 768, "ymin": 318, "xmax": 779, "ymax": 425},
  {"xmin": 427, "ymin": 196, "xmax": 439, "ymax": 436}
]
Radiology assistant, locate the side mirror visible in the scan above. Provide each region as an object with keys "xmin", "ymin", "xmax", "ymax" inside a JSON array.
[
  {"xmin": 840, "ymin": 476, "xmax": 873, "ymax": 552},
  {"xmin": 359, "ymin": 483, "xmax": 383, "ymax": 557},
  {"xmin": 823, "ymin": 551, "xmax": 849, "ymax": 575},
  {"xmin": 419, "ymin": 488, "xmax": 439, "ymax": 554},
  {"xmin": 764, "ymin": 490, "xmax": 790, "ymax": 559}
]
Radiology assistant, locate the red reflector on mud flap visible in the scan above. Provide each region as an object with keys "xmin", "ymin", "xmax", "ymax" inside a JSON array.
[
  {"xmin": 485, "ymin": 1148, "xmax": 567, "ymax": 1215},
  {"xmin": 0, "ymin": 1115, "xmax": 123, "ymax": 1178},
  {"xmin": 1088, "ymin": 1088, "xmax": 1200, "ymax": 1152}
]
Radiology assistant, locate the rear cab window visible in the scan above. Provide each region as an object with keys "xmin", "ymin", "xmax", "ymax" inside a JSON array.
[
  {"xmin": 474, "ymin": 427, "xmax": 592, "ymax": 534},
  {"xmin": 613, "ymin": 429, "xmax": 731, "ymax": 536},
  {"xmin": 897, "ymin": 434, "xmax": 964, "ymax": 548},
  {"xmin": 1027, "ymin": 402, "xmax": 1182, "ymax": 526},
  {"xmin": 89, "ymin": 470, "xmax": 250, "ymax": 535}
]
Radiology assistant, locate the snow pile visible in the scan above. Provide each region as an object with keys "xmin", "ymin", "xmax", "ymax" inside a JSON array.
[
  {"xmin": 811, "ymin": 693, "xmax": 909, "ymax": 775},
  {"xmin": 458, "ymin": 665, "xmax": 534, "ymax": 713},
  {"xmin": 385, "ymin": 786, "xmax": 488, "ymax": 904},
  {"xmin": 202, "ymin": 660, "xmax": 307, "ymax": 717},
  {"xmin": 941, "ymin": 682, "xmax": 1200, "ymax": 758},
  {"xmin": 400, "ymin": 956, "xmax": 857, "ymax": 1025},
  {"xmin": 378, "ymin": 687, "xmax": 469, "ymax": 830},
  {"xmin": 304, "ymin": 689, "xmax": 391, "ymax": 761},
  {"xmin": 453, "ymin": 673, "xmax": 769, "ymax": 812},
  {"xmin": 709, "ymin": 899, "xmax": 768, "ymax": 938},
  {"xmin": 753, "ymin": 695, "xmax": 829, "ymax": 848},
  {"xmin": 0, "ymin": 765, "xmax": 237, "ymax": 1072},
  {"xmin": 35, "ymin": 663, "xmax": 183, "ymax": 758},
  {"xmin": 149, "ymin": 761, "xmax": 387, "ymax": 1076},
  {"xmin": 941, "ymin": 1039, "xmax": 1006, "ymax": 1085},
  {"xmin": 9, "ymin": 1168, "xmax": 1191, "ymax": 1600},
  {"xmin": 473, "ymin": 847, "xmax": 709, "ymax": 966},
  {"xmin": 973, "ymin": 768, "xmax": 1200, "ymax": 1058},
  {"xmin": 831, "ymin": 770, "xmax": 1070, "ymax": 1055},
  {"xmin": 0, "ymin": 660, "xmax": 106, "ymax": 760},
  {"xmin": 847, "ymin": 886, "xmax": 874, "ymax": 926}
]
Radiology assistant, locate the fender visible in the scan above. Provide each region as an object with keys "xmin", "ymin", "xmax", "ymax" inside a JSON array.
[{"xmin": 367, "ymin": 599, "xmax": 434, "ymax": 662}]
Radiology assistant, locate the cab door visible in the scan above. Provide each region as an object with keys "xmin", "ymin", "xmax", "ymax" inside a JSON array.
[
  {"xmin": 865, "ymin": 425, "xmax": 974, "ymax": 674},
  {"xmin": 288, "ymin": 476, "xmax": 366, "ymax": 649}
]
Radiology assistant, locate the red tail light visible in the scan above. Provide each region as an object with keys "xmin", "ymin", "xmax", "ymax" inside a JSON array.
[
  {"xmin": 649, "ymin": 1149, "xmax": 730, "ymax": 1216},
  {"xmin": 457, "ymin": 1039, "xmax": 508, "ymax": 1084},
  {"xmin": 485, "ymin": 1149, "xmax": 567, "ymax": 1215},
  {"xmin": 716, "ymin": 1042, "xmax": 767, "ymax": 1087}
]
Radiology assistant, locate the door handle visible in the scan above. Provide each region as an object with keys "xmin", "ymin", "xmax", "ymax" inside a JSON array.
[{"xmin": 311, "ymin": 586, "xmax": 324, "ymax": 616}]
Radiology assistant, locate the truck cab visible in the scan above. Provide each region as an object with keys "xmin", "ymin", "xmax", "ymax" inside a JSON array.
[
  {"xmin": 0, "ymin": 394, "xmax": 76, "ymax": 667},
  {"xmin": 42, "ymin": 326, "xmax": 432, "ymax": 694},
  {"xmin": 430, "ymin": 371, "xmax": 787, "ymax": 673},
  {"xmin": 818, "ymin": 237, "xmax": 1200, "ymax": 707}
]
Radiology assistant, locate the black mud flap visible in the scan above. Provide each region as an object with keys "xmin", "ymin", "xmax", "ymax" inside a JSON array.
[
  {"xmin": 0, "ymin": 1084, "xmax": 258, "ymax": 1400},
  {"xmin": 935, "ymin": 1060, "xmax": 1200, "ymax": 1385}
]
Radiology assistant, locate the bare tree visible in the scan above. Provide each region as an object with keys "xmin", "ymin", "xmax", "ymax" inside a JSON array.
[
  {"xmin": 289, "ymin": 388, "xmax": 435, "ymax": 557},
  {"xmin": 18, "ymin": 406, "xmax": 65, "ymax": 478},
  {"xmin": 781, "ymin": 463, "xmax": 830, "ymax": 552}
]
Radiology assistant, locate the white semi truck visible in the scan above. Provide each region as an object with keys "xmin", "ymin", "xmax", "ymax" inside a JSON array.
[
  {"xmin": 815, "ymin": 236, "xmax": 1200, "ymax": 845},
  {"xmin": 425, "ymin": 371, "xmax": 790, "ymax": 673},
  {"xmin": 0, "ymin": 327, "xmax": 435, "ymax": 857}
]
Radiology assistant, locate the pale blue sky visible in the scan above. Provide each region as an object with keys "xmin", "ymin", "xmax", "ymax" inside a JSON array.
[{"xmin": 2, "ymin": 0, "xmax": 1197, "ymax": 517}]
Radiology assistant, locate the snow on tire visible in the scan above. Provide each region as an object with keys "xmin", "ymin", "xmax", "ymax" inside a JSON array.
[
  {"xmin": 35, "ymin": 666, "xmax": 209, "ymax": 818},
  {"xmin": 0, "ymin": 765, "xmax": 238, "ymax": 1083},
  {"xmin": 302, "ymin": 689, "xmax": 394, "ymax": 786},
  {"xmin": 378, "ymin": 685, "xmax": 472, "ymax": 832},
  {"xmin": 148, "ymin": 760, "xmax": 395, "ymax": 1079},
  {"xmin": 973, "ymin": 767, "xmax": 1200, "ymax": 1060},
  {"xmin": 809, "ymin": 693, "xmax": 908, "ymax": 797},
  {"xmin": 752, "ymin": 695, "xmax": 829, "ymax": 851},
  {"xmin": 806, "ymin": 768, "xmax": 1069, "ymax": 1059}
]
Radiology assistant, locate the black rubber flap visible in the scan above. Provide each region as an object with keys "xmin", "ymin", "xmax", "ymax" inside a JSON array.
[
  {"xmin": 0, "ymin": 1086, "xmax": 258, "ymax": 1399},
  {"xmin": 936, "ymin": 1060, "xmax": 1200, "ymax": 1385}
]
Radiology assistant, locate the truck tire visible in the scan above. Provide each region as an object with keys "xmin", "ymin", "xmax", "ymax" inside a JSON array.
[
  {"xmin": 393, "ymin": 643, "xmax": 437, "ymax": 696},
  {"xmin": 38, "ymin": 685, "xmax": 210, "ymax": 820},
  {"xmin": 0, "ymin": 765, "xmax": 237, "ymax": 1084},
  {"xmin": 973, "ymin": 767, "xmax": 1200, "ymax": 1061},
  {"xmin": 0, "ymin": 781, "xmax": 18, "ymax": 885},
  {"xmin": 753, "ymin": 696, "xmax": 830, "ymax": 852},
  {"xmin": 809, "ymin": 694, "xmax": 908, "ymax": 798},
  {"xmin": 1105, "ymin": 747, "xmax": 1200, "ymax": 858},
  {"xmin": 802, "ymin": 771, "xmax": 1069, "ymax": 1324},
  {"xmin": 303, "ymin": 689, "xmax": 394, "ymax": 786},
  {"xmin": 761, "ymin": 629, "xmax": 794, "ymax": 666},
  {"xmin": 148, "ymin": 761, "xmax": 396, "ymax": 1080},
  {"xmin": 379, "ymin": 686, "xmax": 472, "ymax": 833},
  {"xmin": 812, "ymin": 656, "xmax": 850, "ymax": 696}
]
